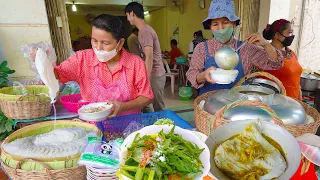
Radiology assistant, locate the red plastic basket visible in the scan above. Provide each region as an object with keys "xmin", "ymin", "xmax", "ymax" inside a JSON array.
[{"xmin": 59, "ymin": 94, "xmax": 89, "ymax": 113}]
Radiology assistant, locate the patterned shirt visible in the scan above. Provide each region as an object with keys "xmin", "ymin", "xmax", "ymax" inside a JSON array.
[
  {"xmin": 55, "ymin": 49, "xmax": 154, "ymax": 101},
  {"xmin": 186, "ymin": 38, "xmax": 284, "ymax": 88}
]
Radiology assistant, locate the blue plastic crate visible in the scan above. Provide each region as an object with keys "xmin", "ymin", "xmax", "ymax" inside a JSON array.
[{"xmin": 98, "ymin": 110, "xmax": 194, "ymax": 133}]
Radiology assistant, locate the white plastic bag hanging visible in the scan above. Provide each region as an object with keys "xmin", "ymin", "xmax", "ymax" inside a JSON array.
[
  {"xmin": 21, "ymin": 42, "xmax": 57, "ymax": 85},
  {"xmin": 35, "ymin": 48, "xmax": 59, "ymax": 103}
]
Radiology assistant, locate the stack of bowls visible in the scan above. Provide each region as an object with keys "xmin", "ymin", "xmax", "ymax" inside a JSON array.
[{"xmin": 86, "ymin": 166, "xmax": 119, "ymax": 180}]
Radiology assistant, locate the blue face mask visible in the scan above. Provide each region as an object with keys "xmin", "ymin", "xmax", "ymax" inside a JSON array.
[{"xmin": 212, "ymin": 27, "xmax": 234, "ymax": 43}]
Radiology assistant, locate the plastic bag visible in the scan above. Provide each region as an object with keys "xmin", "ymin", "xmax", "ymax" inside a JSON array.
[
  {"xmin": 78, "ymin": 136, "xmax": 123, "ymax": 169},
  {"xmin": 12, "ymin": 81, "xmax": 28, "ymax": 95},
  {"xmin": 21, "ymin": 42, "xmax": 57, "ymax": 85},
  {"xmin": 62, "ymin": 81, "xmax": 80, "ymax": 95},
  {"xmin": 123, "ymin": 121, "xmax": 143, "ymax": 138},
  {"xmin": 35, "ymin": 48, "xmax": 59, "ymax": 103}
]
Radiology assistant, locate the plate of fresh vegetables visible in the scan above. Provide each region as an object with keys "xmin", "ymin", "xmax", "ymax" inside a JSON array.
[{"xmin": 118, "ymin": 125, "xmax": 210, "ymax": 180}]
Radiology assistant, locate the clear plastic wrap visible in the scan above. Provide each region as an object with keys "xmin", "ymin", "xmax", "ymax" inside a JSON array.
[
  {"xmin": 123, "ymin": 121, "xmax": 143, "ymax": 138},
  {"xmin": 78, "ymin": 136, "xmax": 123, "ymax": 169},
  {"xmin": 12, "ymin": 81, "xmax": 28, "ymax": 95},
  {"xmin": 21, "ymin": 42, "xmax": 57, "ymax": 85},
  {"xmin": 61, "ymin": 81, "xmax": 80, "ymax": 95}
]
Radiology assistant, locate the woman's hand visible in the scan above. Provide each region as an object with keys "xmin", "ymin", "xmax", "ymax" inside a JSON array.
[
  {"xmin": 107, "ymin": 100, "xmax": 125, "ymax": 118},
  {"xmin": 196, "ymin": 66, "xmax": 216, "ymax": 84},
  {"xmin": 205, "ymin": 66, "xmax": 216, "ymax": 84},
  {"xmin": 245, "ymin": 33, "xmax": 269, "ymax": 46}
]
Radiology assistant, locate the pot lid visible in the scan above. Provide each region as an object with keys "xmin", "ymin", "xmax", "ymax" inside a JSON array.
[
  {"xmin": 251, "ymin": 78, "xmax": 281, "ymax": 93},
  {"xmin": 301, "ymin": 73, "xmax": 320, "ymax": 80}
]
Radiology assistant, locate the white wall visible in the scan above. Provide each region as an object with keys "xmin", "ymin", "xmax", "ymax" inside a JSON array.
[
  {"xmin": 0, "ymin": 0, "xmax": 52, "ymax": 80},
  {"xmin": 268, "ymin": 0, "xmax": 291, "ymax": 23}
]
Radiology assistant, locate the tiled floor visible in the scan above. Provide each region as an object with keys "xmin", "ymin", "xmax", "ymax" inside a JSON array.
[{"xmin": 163, "ymin": 84, "xmax": 194, "ymax": 109}]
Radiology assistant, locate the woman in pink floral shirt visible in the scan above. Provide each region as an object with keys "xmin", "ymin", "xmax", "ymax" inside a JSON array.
[{"xmin": 186, "ymin": 0, "xmax": 284, "ymax": 95}]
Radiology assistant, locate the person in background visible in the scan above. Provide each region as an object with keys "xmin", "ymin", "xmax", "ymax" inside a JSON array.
[
  {"xmin": 261, "ymin": 19, "xmax": 302, "ymax": 100},
  {"xmin": 127, "ymin": 27, "xmax": 143, "ymax": 57},
  {"xmin": 167, "ymin": 39, "xmax": 182, "ymax": 65},
  {"xmin": 54, "ymin": 14, "xmax": 153, "ymax": 117},
  {"xmin": 125, "ymin": 2, "xmax": 166, "ymax": 112},
  {"xmin": 188, "ymin": 30, "xmax": 206, "ymax": 58},
  {"xmin": 72, "ymin": 40, "xmax": 81, "ymax": 52},
  {"xmin": 186, "ymin": 0, "xmax": 284, "ymax": 95}
]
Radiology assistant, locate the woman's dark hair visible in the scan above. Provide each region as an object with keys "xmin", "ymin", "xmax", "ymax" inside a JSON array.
[
  {"xmin": 92, "ymin": 14, "xmax": 124, "ymax": 41},
  {"xmin": 125, "ymin": 2, "xmax": 144, "ymax": 20},
  {"xmin": 171, "ymin": 39, "xmax": 178, "ymax": 46},
  {"xmin": 194, "ymin": 30, "xmax": 203, "ymax": 37},
  {"xmin": 72, "ymin": 40, "xmax": 80, "ymax": 48},
  {"xmin": 263, "ymin": 19, "xmax": 291, "ymax": 40}
]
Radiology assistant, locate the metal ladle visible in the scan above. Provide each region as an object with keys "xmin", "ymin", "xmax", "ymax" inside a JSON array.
[{"xmin": 215, "ymin": 40, "xmax": 248, "ymax": 70}]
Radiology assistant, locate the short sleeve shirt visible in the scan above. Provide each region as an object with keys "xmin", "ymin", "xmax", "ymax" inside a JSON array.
[
  {"xmin": 55, "ymin": 49, "xmax": 154, "ymax": 101},
  {"xmin": 138, "ymin": 25, "xmax": 165, "ymax": 77}
]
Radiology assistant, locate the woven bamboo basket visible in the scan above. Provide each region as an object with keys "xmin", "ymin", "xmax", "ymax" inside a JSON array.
[
  {"xmin": 1, "ymin": 120, "xmax": 102, "ymax": 171},
  {"xmin": 0, "ymin": 85, "xmax": 51, "ymax": 119},
  {"xmin": 194, "ymin": 72, "xmax": 320, "ymax": 137},
  {"xmin": 233, "ymin": 71, "xmax": 287, "ymax": 96},
  {"xmin": 1, "ymin": 158, "xmax": 86, "ymax": 180},
  {"xmin": 15, "ymin": 119, "xmax": 68, "ymax": 129}
]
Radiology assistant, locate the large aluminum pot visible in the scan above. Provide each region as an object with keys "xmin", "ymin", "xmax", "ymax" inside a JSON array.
[
  {"xmin": 232, "ymin": 85, "xmax": 275, "ymax": 105},
  {"xmin": 204, "ymin": 87, "xmax": 306, "ymax": 125},
  {"xmin": 300, "ymin": 73, "xmax": 320, "ymax": 91}
]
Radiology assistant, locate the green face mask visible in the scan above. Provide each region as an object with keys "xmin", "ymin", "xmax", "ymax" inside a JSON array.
[{"xmin": 212, "ymin": 27, "xmax": 234, "ymax": 43}]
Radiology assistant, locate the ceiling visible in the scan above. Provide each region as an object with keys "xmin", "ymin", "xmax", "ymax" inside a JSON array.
[
  {"xmin": 65, "ymin": 0, "xmax": 166, "ymax": 16},
  {"xmin": 66, "ymin": 4, "xmax": 163, "ymax": 13}
]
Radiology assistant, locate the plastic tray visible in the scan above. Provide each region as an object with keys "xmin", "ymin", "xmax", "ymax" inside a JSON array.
[{"xmin": 98, "ymin": 110, "xmax": 194, "ymax": 132}]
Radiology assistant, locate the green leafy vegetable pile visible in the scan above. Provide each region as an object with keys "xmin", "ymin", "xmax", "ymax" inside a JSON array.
[{"xmin": 120, "ymin": 126, "xmax": 204, "ymax": 180}]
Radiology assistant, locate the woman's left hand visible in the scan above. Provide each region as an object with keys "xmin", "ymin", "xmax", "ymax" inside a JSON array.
[
  {"xmin": 107, "ymin": 100, "xmax": 125, "ymax": 118},
  {"xmin": 245, "ymin": 33, "xmax": 269, "ymax": 46}
]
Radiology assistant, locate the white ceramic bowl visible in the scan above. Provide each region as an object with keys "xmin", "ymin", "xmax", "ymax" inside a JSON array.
[
  {"xmin": 119, "ymin": 125, "xmax": 211, "ymax": 180},
  {"xmin": 210, "ymin": 68, "xmax": 239, "ymax": 84},
  {"xmin": 206, "ymin": 120, "xmax": 301, "ymax": 180},
  {"xmin": 78, "ymin": 102, "xmax": 113, "ymax": 122}
]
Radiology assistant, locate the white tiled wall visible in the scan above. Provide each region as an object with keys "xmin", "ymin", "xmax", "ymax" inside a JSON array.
[{"xmin": 0, "ymin": 0, "xmax": 52, "ymax": 78}]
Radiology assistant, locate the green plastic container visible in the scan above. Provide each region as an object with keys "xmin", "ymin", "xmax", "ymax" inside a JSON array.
[
  {"xmin": 178, "ymin": 86, "xmax": 192, "ymax": 101},
  {"xmin": 175, "ymin": 57, "xmax": 187, "ymax": 64}
]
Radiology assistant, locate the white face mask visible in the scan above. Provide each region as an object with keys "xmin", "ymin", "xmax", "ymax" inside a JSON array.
[{"xmin": 94, "ymin": 43, "xmax": 119, "ymax": 62}]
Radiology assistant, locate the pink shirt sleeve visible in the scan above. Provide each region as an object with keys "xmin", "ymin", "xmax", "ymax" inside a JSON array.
[
  {"xmin": 54, "ymin": 52, "xmax": 82, "ymax": 83},
  {"xmin": 134, "ymin": 57, "xmax": 154, "ymax": 99}
]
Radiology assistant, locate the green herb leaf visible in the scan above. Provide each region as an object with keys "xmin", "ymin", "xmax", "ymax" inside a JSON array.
[
  {"xmin": 0, "ymin": 66, "xmax": 11, "ymax": 73},
  {"xmin": 5, "ymin": 121, "xmax": 12, "ymax": 132},
  {"xmin": 0, "ymin": 61, "xmax": 8, "ymax": 68}
]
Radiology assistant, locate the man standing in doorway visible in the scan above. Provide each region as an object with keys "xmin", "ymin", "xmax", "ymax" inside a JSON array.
[
  {"xmin": 127, "ymin": 27, "xmax": 143, "ymax": 57},
  {"xmin": 125, "ymin": 2, "xmax": 166, "ymax": 111}
]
